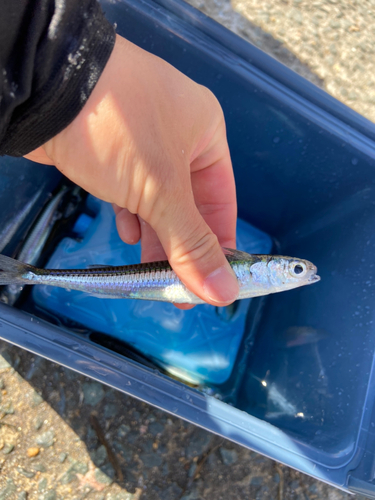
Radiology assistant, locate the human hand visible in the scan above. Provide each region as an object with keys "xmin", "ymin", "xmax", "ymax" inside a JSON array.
[{"xmin": 24, "ymin": 34, "xmax": 239, "ymax": 307}]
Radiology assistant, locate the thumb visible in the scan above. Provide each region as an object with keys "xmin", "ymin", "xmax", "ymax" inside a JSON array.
[{"xmin": 151, "ymin": 197, "xmax": 239, "ymax": 306}]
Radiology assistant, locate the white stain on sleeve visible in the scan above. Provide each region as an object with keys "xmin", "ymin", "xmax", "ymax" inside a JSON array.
[{"xmin": 48, "ymin": 0, "xmax": 65, "ymax": 40}]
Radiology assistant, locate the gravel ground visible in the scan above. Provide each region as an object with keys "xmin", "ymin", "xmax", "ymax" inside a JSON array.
[
  {"xmin": 186, "ymin": 0, "xmax": 375, "ymax": 123},
  {"xmin": 0, "ymin": 342, "xmax": 356, "ymax": 500},
  {"xmin": 1, "ymin": 1, "xmax": 373, "ymax": 500}
]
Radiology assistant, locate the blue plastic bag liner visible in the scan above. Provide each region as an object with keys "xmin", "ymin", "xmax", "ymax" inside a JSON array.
[{"xmin": 32, "ymin": 195, "xmax": 272, "ymax": 385}]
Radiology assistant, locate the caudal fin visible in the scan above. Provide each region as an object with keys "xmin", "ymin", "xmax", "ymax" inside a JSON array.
[{"xmin": 0, "ymin": 254, "xmax": 34, "ymax": 285}]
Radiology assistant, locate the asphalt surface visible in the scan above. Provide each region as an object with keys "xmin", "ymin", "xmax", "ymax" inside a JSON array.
[
  {"xmin": 0, "ymin": 1, "xmax": 372, "ymax": 499},
  {"xmin": 0, "ymin": 343, "xmax": 355, "ymax": 500},
  {"xmin": 186, "ymin": 0, "xmax": 375, "ymax": 124}
]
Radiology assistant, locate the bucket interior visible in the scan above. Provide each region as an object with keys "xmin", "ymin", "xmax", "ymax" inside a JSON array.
[{"xmin": 1, "ymin": 0, "xmax": 375, "ymax": 472}]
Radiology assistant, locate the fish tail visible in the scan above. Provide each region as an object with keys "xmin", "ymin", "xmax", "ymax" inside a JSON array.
[{"xmin": 0, "ymin": 254, "xmax": 34, "ymax": 285}]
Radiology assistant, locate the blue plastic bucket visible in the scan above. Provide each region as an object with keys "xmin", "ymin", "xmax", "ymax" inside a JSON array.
[{"xmin": 1, "ymin": 0, "xmax": 375, "ymax": 496}]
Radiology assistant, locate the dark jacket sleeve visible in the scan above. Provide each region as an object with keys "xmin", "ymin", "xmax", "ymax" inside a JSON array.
[{"xmin": 0, "ymin": 0, "xmax": 116, "ymax": 157}]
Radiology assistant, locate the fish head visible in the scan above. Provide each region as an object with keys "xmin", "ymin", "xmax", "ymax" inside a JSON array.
[{"xmin": 248, "ymin": 256, "xmax": 320, "ymax": 294}]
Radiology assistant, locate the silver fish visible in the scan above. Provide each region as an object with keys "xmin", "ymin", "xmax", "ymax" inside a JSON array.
[
  {"xmin": 0, "ymin": 187, "xmax": 44, "ymax": 253},
  {"xmin": 1, "ymin": 187, "xmax": 67, "ymax": 306},
  {"xmin": 0, "ymin": 249, "xmax": 320, "ymax": 304},
  {"xmin": 17, "ymin": 187, "xmax": 67, "ymax": 265}
]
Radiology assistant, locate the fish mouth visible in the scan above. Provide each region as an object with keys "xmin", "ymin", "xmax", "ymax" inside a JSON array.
[{"xmin": 308, "ymin": 274, "xmax": 320, "ymax": 283}]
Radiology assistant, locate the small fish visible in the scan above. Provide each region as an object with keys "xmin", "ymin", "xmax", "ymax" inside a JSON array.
[
  {"xmin": 0, "ymin": 249, "xmax": 320, "ymax": 305},
  {"xmin": 1, "ymin": 187, "xmax": 67, "ymax": 306},
  {"xmin": 17, "ymin": 186, "xmax": 67, "ymax": 265},
  {"xmin": 0, "ymin": 187, "xmax": 44, "ymax": 253}
]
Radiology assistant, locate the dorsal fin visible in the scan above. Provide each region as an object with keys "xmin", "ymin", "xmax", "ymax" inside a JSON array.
[{"xmin": 223, "ymin": 248, "xmax": 252, "ymax": 261}]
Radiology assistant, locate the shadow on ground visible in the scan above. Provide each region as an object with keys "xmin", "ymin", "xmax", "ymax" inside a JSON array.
[
  {"xmin": 185, "ymin": 0, "xmax": 324, "ymax": 88},
  {"xmin": 0, "ymin": 340, "xmax": 352, "ymax": 500}
]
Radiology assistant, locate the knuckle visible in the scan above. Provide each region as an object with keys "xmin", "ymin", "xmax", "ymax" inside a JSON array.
[
  {"xmin": 175, "ymin": 230, "xmax": 220, "ymax": 269},
  {"xmin": 199, "ymin": 86, "xmax": 223, "ymax": 115}
]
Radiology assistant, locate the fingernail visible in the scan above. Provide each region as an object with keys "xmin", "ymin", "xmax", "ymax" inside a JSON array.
[{"xmin": 203, "ymin": 266, "xmax": 239, "ymax": 304}]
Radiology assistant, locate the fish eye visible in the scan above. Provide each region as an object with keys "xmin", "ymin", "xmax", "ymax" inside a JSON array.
[
  {"xmin": 294, "ymin": 265, "xmax": 304, "ymax": 274},
  {"xmin": 290, "ymin": 261, "xmax": 307, "ymax": 277}
]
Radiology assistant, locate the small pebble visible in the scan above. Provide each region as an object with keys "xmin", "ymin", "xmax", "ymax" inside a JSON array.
[
  {"xmin": 93, "ymin": 445, "xmax": 107, "ymax": 467},
  {"xmin": 256, "ymin": 486, "xmax": 270, "ymax": 499},
  {"xmin": 36, "ymin": 430, "xmax": 55, "ymax": 448},
  {"xmin": 31, "ymin": 463, "xmax": 47, "ymax": 472},
  {"xmin": 251, "ymin": 476, "xmax": 263, "ymax": 486},
  {"xmin": 309, "ymin": 484, "xmax": 318, "ymax": 494},
  {"xmin": 39, "ymin": 490, "xmax": 56, "ymax": 500},
  {"xmin": 106, "ymin": 494, "xmax": 126, "ymax": 500},
  {"xmin": 181, "ymin": 490, "xmax": 200, "ymax": 500},
  {"xmin": 112, "ymin": 493, "xmax": 135, "ymax": 500},
  {"xmin": 86, "ymin": 425, "xmax": 97, "ymax": 443},
  {"xmin": 0, "ymin": 403, "xmax": 14, "ymax": 414},
  {"xmin": 101, "ymin": 463, "xmax": 116, "ymax": 479},
  {"xmin": 38, "ymin": 478, "xmax": 47, "ymax": 492},
  {"xmin": 71, "ymin": 461, "xmax": 88, "ymax": 474},
  {"xmin": 34, "ymin": 416, "xmax": 44, "ymax": 431},
  {"xmin": 59, "ymin": 452, "xmax": 68, "ymax": 463},
  {"xmin": 207, "ymin": 452, "xmax": 218, "ymax": 468},
  {"xmin": 186, "ymin": 429, "xmax": 211, "ymax": 459},
  {"xmin": 95, "ymin": 468, "xmax": 113, "ymax": 486},
  {"xmin": 2, "ymin": 443, "xmax": 14, "ymax": 454},
  {"xmin": 159, "ymin": 443, "xmax": 167, "ymax": 455},
  {"xmin": 141, "ymin": 440, "xmax": 153, "ymax": 453},
  {"xmin": 132, "ymin": 411, "xmax": 141, "ymax": 420},
  {"xmin": 148, "ymin": 422, "xmax": 164, "ymax": 436},
  {"xmin": 125, "ymin": 432, "xmax": 138, "ymax": 444},
  {"xmin": 0, "ymin": 479, "xmax": 16, "ymax": 498},
  {"xmin": 17, "ymin": 467, "xmax": 35, "ymax": 479},
  {"xmin": 31, "ymin": 391, "xmax": 43, "ymax": 407},
  {"xmin": 162, "ymin": 483, "xmax": 183, "ymax": 500},
  {"xmin": 112, "ymin": 442, "xmax": 132, "ymax": 462},
  {"xmin": 27, "ymin": 447, "xmax": 40, "ymax": 458},
  {"xmin": 116, "ymin": 424, "xmax": 130, "ymax": 439},
  {"xmin": 139, "ymin": 452, "xmax": 163, "ymax": 468},
  {"xmin": 60, "ymin": 471, "xmax": 76, "ymax": 485},
  {"xmin": 103, "ymin": 403, "xmax": 119, "ymax": 419},
  {"xmin": 82, "ymin": 382, "xmax": 105, "ymax": 406},
  {"xmin": 219, "ymin": 448, "xmax": 238, "ymax": 465}
]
